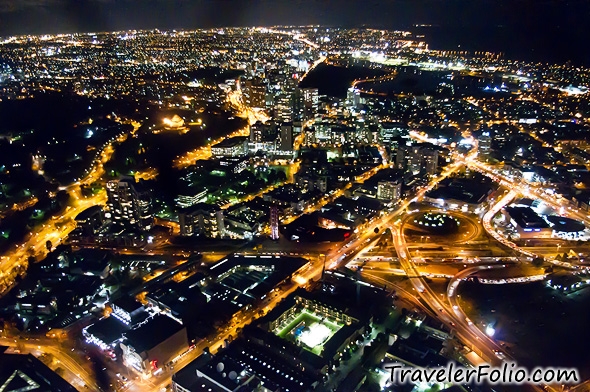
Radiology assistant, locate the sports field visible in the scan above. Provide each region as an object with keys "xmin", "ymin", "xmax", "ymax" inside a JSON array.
[{"xmin": 274, "ymin": 308, "xmax": 343, "ymax": 355}]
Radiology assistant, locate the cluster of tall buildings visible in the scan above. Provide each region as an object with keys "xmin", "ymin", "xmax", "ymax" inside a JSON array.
[
  {"xmin": 396, "ymin": 143, "xmax": 441, "ymax": 175},
  {"xmin": 73, "ymin": 178, "xmax": 154, "ymax": 246},
  {"xmin": 105, "ymin": 178, "xmax": 153, "ymax": 231}
]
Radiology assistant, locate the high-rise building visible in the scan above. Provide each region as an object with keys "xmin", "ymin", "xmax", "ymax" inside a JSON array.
[
  {"xmin": 292, "ymin": 88, "xmax": 305, "ymax": 121},
  {"xmin": 179, "ymin": 204, "xmax": 225, "ymax": 238},
  {"xmin": 241, "ymin": 79, "xmax": 266, "ymax": 108},
  {"xmin": 379, "ymin": 122, "xmax": 408, "ymax": 146},
  {"xmin": 106, "ymin": 178, "xmax": 153, "ymax": 230},
  {"xmin": 265, "ymin": 91, "xmax": 274, "ymax": 111},
  {"xmin": 270, "ymin": 206, "xmax": 279, "ymax": 240},
  {"xmin": 295, "ymin": 173, "xmax": 328, "ymax": 193},
  {"xmin": 408, "ymin": 145, "xmax": 423, "ymax": 174},
  {"xmin": 398, "ymin": 144, "xmax": 439, "ymax": 175},
  {"xmin": 75, "ymin": 206, "xmax": 104, "ymax": 236},
  {"xmin": 302, "ymin": 87, "xmax": 319, "ymax": 119},
  {"xmin": 395, "ymin": 145, "xmax": 408, "ymax": 170},
  {"xmin": 377, "ymin": 180, "xmax": 402, "ymax": 203},
  {"xmin": 293, "ymin": 121, "xmax": 302, "ymax": 138},
  {"xmin": 275, "ymin": 92, "xmax": 293, "ymax": 122},
  {"xmin": 423, "ymin": 148, "xmax": 439, "ymax": 175},
  {"xmin": 479, "ymin": 131, "xmax": 492, "ymax": 161},
  {"xmin": 279, "ymin": 123, "xmax": 293, "ymax": 151},
  {"xmin": 249, "ymin": 121, "xmax": 264, "ymax": 143},
  {"xmin": 346, "ymin": 87, "xmax": 361, "ymax": 110}
]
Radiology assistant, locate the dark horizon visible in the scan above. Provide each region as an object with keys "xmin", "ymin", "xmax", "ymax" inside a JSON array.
[{"xmin": 0, "ymin": 0, "xmax": 589, "ymax": 65}]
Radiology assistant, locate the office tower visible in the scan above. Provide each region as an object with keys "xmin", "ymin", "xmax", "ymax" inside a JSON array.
[
  {"xmin": 379, "ymin": 122, "xmax": 408, "ymax": 146},
  {"xmin": 250, "ymin": 121, "xmax": 264, "ymax": 143},
  {"xmin": 178, "ymin": 204, "xmax": 225, "ymax": 238},
  {"xmin": 377, "ymin": 180, "xmax": 402, "ymax": 203},
  {"xmin": 395, "ymin": 145, "xmax": 408, "ymax": 170},
  {"xmin": 346, "ymin": 87, "xmax": 361, "ymax": 110},
  {"xmin": 241, "ymin": 79, "xmax": 266, "ymax": 108},
  {"xmin": 279, "ymin": 123, "xmax": 293, "ymax": 151},
  {"xmin": 423, "ymin": 148, "xmax": 439, "ymax": 175},
  {"xmin": 75, "ymin": 206, "xmax": 104, "ymax": 236},
  {"xmin": 275, "ymin": 92, "xmax": 293, "ymax": 123},
  {"xmin": 270, "ymin": 206, "xmax": 279, "ymax": 240},
  {"xmin": 479, "ymin": 131, "xmax": 492, "ymax": 161},
  {"xmin": 408, "ymin": 145, "xmax": 423, "ymax": 175},
  {"xmin": 292, "ymin": 88, "xmax": 305, "ymax": 121},
  {"xmin": 293, "ymin": 121, "xmax": 302, "ymax": 137},
  {"xmin": 265, "ymin": 91, "xmax": 274, "ymax": 111},
  {"xmin": 302, "ymin": 87, "xmax": 319, "ymax": 119},
  {"xmin": 106, "ymin": 178, "xmax": 153, "ymax": 230}
]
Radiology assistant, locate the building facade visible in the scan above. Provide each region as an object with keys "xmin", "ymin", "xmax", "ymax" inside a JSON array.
[{"xmin": 106, "ymin": 178, "xmax": 153, "ymax": 230}]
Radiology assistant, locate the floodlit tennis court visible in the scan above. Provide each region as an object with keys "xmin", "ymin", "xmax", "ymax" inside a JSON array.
[
  {"xmin": 273, "ymin": 308, "xmax": 343, "ymax": 355},
  {"xmin": 298, "ymin": 323, "xmax": 333, "ymax": 348}
]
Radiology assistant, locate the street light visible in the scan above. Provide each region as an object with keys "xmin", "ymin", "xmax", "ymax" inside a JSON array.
[{"xmin": 485, "ymin": 324, "xmax": 495, "ymax": 337}]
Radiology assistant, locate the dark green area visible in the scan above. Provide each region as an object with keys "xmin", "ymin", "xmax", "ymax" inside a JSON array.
[{"xmin": 458, "ymin": 280, "xmax": 590, "ymax": 379}]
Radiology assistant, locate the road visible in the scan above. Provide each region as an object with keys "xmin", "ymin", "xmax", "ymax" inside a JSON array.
[
  {"xmin": 218, "ymin": 122, "xmax": 308, "ymax": 211},
  {"xmin": 173, "ymin": 124, "xmax": 250, "ymax": 169},
  {"xmin": 0, "ymin": 336, "xmax": 101, "ymax": 391},
  {"xmin": 0, "ymin": 126, "xmax": 130, "ymax": 292},
  {"xmin": 480, "ymin": 189, "xmax": 536, "ymax": 256},
  {"xmin": 282, "ymin": 164, "xmax": 386, "ymax": 225},
  {"xmin": 0, "ymin": 196, "xmax": 39, "ymax": 219},
  {"xmin": 471, "ymin": 159, "xmax": 590, "ymax": 228},
  {"xmin": 135, "ymin": 157, "xmax": 465, "ymax": 391},
  {"xmin": 0, "ymin": 121, "xmax": 143, "ymax": 390},
  {"xmin": 391, "ymin": 225, "xmax": 556, "ymax": 392},
  {"xmin": 144, "ymin": 253, "xmax": 328, "ymax": 392}
]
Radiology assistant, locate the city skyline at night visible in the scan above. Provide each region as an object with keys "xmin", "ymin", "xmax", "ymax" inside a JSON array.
[
  {"xmin": 0, "ymin": 4, "xmax": 589, "ymax": 391},
  {"xmin": 0, "ymin": 1, "xmax": 589, "ymax": 64}
]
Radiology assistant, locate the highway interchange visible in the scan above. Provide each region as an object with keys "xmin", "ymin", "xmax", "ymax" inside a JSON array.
[{"xmin": 5, "ymin": 123, "xmax": 590, "ymax": 391}]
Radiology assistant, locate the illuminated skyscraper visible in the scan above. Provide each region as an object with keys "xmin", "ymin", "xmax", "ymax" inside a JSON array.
[
  {"xmin": 423, "ymin": 148, "xmax": 439, "ymax": 175},
  {"xmin": 275, "ymin": 92, "xmax": 293, "ymax": 122},
  {"xmin": 395, "ymin": 145, "xmax": 408, "ymax": 170},
  {"xmin": 302, "ymin": 87, "xmax": 319, "ymax": 119},
  {"xmin": 106, "ymin": 178, "xmax": 152, "ymax": 230},
  {"xmin": 408, "ymin": 145, "xmax": 423, "ymax": 174},
  {"xmin": 270, "ymin": 206, "xmax": 279, "ymax": 240},
  {"xmin": 241, "ymin": 79, "xmax": 266, "ymax": 108},
  {"xmin": 346, "ymin": 87, "xmax": 361, "ymax": 110},
  {"xmin": 479, "ymin": 131, "xmax": 492, "ymax": 161},
  {"xmin": 377, "ymin": 180, "xmax": 402, "ymax": 203}
]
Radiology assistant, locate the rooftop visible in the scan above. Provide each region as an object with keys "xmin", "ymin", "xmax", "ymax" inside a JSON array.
[
  {"xmin": 174, "ymin": 336, "xmax": 320, "ymax": 392},
  {"xmin": 426, "ymin": 177, "xmax": 493, "ymax": 204},
  {"xmin": 123, "ymin": 314, "xmax": 185, "ymax": 353},
  {"xmin": 111, "ymin": 295, "xmax": 144, "ymax": 314},
  {"xmin": 0, "ymin": 353, "xmax": 77, "ymax": 392},
  {"xmin": 545, "ymin": 215, "xmax": 585, "ymax": 233},
  {"xmin": 505, "ymin": 206, "xmax": 549, "ymax": 229},
  {"xmin": 85, "ymin": 316, "xmax": 130, "ymax": 345}
]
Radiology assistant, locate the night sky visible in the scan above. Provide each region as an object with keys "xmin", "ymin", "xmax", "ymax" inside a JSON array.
[{"xmin": 0, "ymin": 0, "xmax": 589, "ymax": 64}]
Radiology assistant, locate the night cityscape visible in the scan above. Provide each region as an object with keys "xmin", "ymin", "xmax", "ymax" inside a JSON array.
[{"xmin": 0, "ymin": 1, "xmax": 590, "ymax": 392}]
